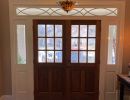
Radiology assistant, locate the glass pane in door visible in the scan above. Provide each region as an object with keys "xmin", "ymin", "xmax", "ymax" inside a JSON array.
[
  {"xmin": 88, "ymin": 25, "xmax": 96, "ymax": 37},
  {"xmin": 38, "ymin": 24, "xmax": 63, "ymax": 63}
]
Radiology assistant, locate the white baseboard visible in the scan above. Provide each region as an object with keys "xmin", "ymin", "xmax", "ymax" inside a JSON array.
[{"xmin": 0, "ymin": 95, "xmax": 12, "ymax": 100}]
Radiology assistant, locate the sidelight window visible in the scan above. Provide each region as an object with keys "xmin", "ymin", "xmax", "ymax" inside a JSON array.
[
  {"xmin": 107, "ymin": 25, "xmax": 117, "ymax": 64},
  {"xmin": 17, "ymin": 25, "xmax": 26, "ymax": 64}
]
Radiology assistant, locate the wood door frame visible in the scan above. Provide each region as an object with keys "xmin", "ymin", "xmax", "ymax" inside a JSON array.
[{"xmin": 33, "ymin": 20, "xmax": 101, "ymax": 100}]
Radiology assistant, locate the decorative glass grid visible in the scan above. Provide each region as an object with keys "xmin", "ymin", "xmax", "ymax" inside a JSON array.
[
  {"xmin": 16, "ymin": 7, "xmax": 118, "ymax": 16},
  {"xmin": 38, "ymin": 24, "xmax": 63, "ymax": 63},
  {"xmin": 71, "ymin": 25, "xmax": 96, "ymax": 63}
]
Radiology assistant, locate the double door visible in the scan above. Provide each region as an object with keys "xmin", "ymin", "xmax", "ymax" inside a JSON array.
[{"xmin": 33, "ymin": 20, "xmax": 101, "ymax": 100}]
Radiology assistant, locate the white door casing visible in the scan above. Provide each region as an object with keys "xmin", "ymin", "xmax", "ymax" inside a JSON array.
[{"xmin": 9, "ymin": 1, "xmax": 125, "ymax": 100}]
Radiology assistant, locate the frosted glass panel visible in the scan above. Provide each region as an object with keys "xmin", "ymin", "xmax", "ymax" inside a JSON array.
[
  {"xmin": 38, "ymin": 25, "xmax": 45, "ymax": 37},
  {"xmin": 71, "ymin": 51, "xmax": 78, "ymax": 63},
  {"xmin": 55, "ymin": 51, "xmax": 62, "ymax": 63},
  {"xmin": 80, "ymin": 38, "xmax": 87, "ymax": 50},
  {"xmin": 55, "ymin": 25, "xmax": 62, "ymax": 37},
  {"xmin": 71, "ymin": 38, "xmax": 78, "ymax": 50},
  {"xmin": 37, "ymin": 24, "xmax": 63, "ymax": 64},
  {"xmin": 47, "ymin": 38, "xmax": 54, "ymax": 50},
  {"xmin": 80, "ymin": 25, "xmax": 87, "ymax": 37},
  {"xmin": 17, "ymin": 25, "xmax": 26, "ymax": 64},
  {"xmin": 88, "ymin": 51, "xmax": 95, "ymax": 63},
  {"xmin": 38, "ymin": 38, "xmax": 45, "ymax": 50},
  {"xmin": 17, "ymin": 8, "xmax": 118, "ymax": 16},
  {"xmin": 47, "ymin": 25, "xmax": 54, "ymax": 37},
  {"xmin": 88, "ymin": 25, "xmax": 96, "ymax": 37},
  {"xmin": 71, "ymin": 25, "xmax": 79, "ymax": 37},
  {"xmin": 90, "ymin": 8, "xmax": 113, "ymax": 16},
  {"xmin": 88, "ymin": 38, "xmax": 96, "ymax": 50},
  {"xmin": 107, "ymin": 25, "xmax": 117, "ymax": 64},
  {"xmin": 47, "ymin": 51, "xmax": 54, "ymax": 63},
  {"xmin": 38, "ymin": 51, "xmax": 46, "ymax": 63},
  {"xmin": 55, "ymin": 38, "xmax": 62, "ymax": 50},
  {"xmin": 79, "ymin": 51, "xmax": 87, "ymax": 63}
]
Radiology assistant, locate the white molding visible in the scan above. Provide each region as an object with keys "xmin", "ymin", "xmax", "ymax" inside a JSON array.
[
  {"xmin": 0, "ymin": 95, "xmax": 12, "ymax": 100},
  {"xmin": 9, "ymin": 0, "xmax": 125, "ymax": 100},
  {"xmin": 11, "ymin": 0, "xmax": 125, "ymax": 6}
]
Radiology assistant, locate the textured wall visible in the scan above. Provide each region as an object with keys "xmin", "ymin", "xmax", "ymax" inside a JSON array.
[
  {"xmin": 0, "ymin": 0, "xmax": 4, "ymax": 97},
  {"xmin": 0, "ymin": 0, "xmax": 12, "ymax": 95},
  {"xmin": 122, "ymin": 0, "xmax": 130, "ymax": 74},
  {"xmin": 0, "ymin": 38, "xmax": 4, "ymax": 97}
]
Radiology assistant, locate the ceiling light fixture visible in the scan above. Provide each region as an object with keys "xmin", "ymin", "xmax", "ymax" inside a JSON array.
[{"xmin": 57, "ymin": 0, "xmax": 78, "ymax": 13}]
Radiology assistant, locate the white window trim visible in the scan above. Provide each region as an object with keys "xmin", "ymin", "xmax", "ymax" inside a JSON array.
[{"xmin": 9, "ymin": 1, "xmax": 125, "ymax": 100}]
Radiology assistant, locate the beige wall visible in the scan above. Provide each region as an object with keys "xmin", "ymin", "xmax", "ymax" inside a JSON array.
[
  {"xmin": 0, "ymin": 32, "xmax": 4, "ymax": 97},
  {"xmin": 0, "ymin": 0, "xmax": 12, "ymax": 96},
  {"xmin": 0, "ymin": 0, "xmax": 4, "ymax": 97},
  {"xmin": 122, "ymin": 0, "xmax": 130, "ymax": 74}
]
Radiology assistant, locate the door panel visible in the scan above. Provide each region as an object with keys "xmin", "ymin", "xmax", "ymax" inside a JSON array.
[
  {"xmin": 33, "ymin": 20, "xmax": 101, "ymax": 100},
  {"xmin": 71, "ymin": 70, "xmax": 81, "ymax": 92},
  {"xmin": 36, "ymin": 67, "xmax": 65, "ymax": 100},
  {"xmin": 38, "ymin": 68, "xmax": 49, "ymax": 92}
]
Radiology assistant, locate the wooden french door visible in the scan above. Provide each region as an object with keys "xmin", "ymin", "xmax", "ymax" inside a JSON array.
[{"xmin": 33, "ymin": 20, "xmax": 101, "ymax": 100}]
